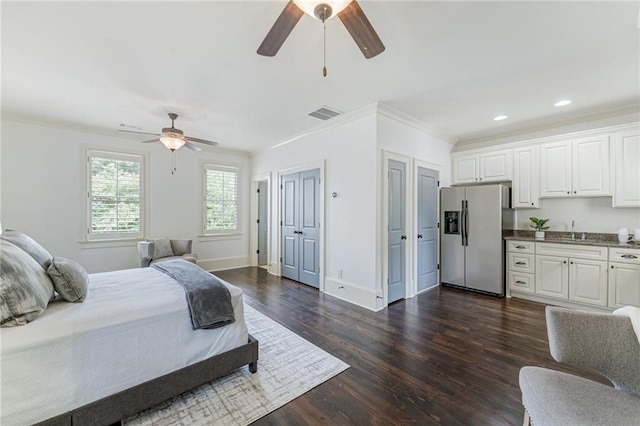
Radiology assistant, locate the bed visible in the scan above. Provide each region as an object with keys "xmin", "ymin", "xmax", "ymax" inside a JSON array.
[{"xmin": 0, "ymin": 266, "xmax": 258, "ymax": 425}]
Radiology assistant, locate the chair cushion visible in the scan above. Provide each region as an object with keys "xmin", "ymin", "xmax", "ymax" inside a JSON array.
[
  {"xmin": 149, "ymin": 238, "xmax": 174, "ymax": 259},
  {"xmin": 519, "ymin": 366, "xmax": 640, "ymax": 426},
  {"xmin": 149, "ymin": 255, "xmax": 196, "ymax": 266},
  {"xmin": 47, "ymin": 257, "xmax": 89, "ymax": 303}
]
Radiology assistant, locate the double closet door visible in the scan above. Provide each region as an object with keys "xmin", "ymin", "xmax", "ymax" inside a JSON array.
[{"xmin": 281, "ymin": 169, "xmax": 320, "ymax": 288}]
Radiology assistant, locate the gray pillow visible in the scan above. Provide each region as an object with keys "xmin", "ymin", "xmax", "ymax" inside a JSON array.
[
  {"xmin": 151, "ymin": 238, "xmax": 174, "ymax": 259},
  {"xmin": 47, "ymin": 257, "xmax": 89, "ymax": 303},
  {"xmin": 0, "ymin": 240, "xmax": 55, "ymax": 327},
  {"xmin": 0, "ymin": 230, "xmax": 53, "ymax": 270}
]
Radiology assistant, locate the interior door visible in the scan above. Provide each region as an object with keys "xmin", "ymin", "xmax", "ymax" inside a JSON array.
[
  {"xmin": 257, "ymin": 181, "xmax": 268, "ymax": 266},
  {"xmin": 281, "ymin": 173, "xmax": 299, "ymax": 281},
  {"xmin": 298, "ymin": 169, "xmax": 320, "ymax": 287},
  {"xmin": 388, "ymin": 159, "xmax": 406, "ymax": 303},
  {"xmin": 281, "ymin": 169, "xmax": 320, "ymax": 288},
  {"xmin": 417, "ymin": 167, "xmax": 439, "ymax": 292}
]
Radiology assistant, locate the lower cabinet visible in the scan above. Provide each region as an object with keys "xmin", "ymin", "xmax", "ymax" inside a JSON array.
[
  {"xmin": 568, "ymin": 258, "xmax": 608, "ymax": 307},
  {"xmin": 535, "ymin": 255, "xmax": 568, "ymax": 299},
  {"xmin": 608, "ymin": 247, "xmax": 640, "ymax": 308}
]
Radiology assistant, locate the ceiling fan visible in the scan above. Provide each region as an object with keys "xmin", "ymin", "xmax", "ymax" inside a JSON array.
[
  {"xmin": 119, "ymin": 113, "xmax": 219, "ymax": 152},
  {"xmin": 257, "ymin": 0, "xmax": 385, "ymax": 61}
]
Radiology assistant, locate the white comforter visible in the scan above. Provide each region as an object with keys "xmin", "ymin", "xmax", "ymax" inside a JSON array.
[{"xmin": 0, "ymin": 267, "xmax": 248, "ymax": 425}]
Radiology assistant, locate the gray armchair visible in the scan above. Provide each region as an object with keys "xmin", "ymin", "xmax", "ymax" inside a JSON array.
[
  {"xmin": 519, "ymin": 306, "xmax": 640, "ymax": 426},
  {"xmin": 138, "ymin": 239, "xmax": 196, "ymax": 267}
]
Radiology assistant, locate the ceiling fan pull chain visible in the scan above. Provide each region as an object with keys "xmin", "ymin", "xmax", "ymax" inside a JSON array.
[
  {"xmin": 171, "ymin": 150, "xmax": 176, "ymax": 175},
  {"xmin": 322, "ymin": 20, "xmax": 327, "ymax": 77}
]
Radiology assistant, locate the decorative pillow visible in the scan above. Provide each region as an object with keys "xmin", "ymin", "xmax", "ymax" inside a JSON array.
[
  {"xmin": 47, "ymin": 257, "xmax": 89, "ymax": 303},
  {"xmin": 0, "ymin": 240, "xmax": 55, "ymax": 327},
  {"xmin": 0, "ymin": 230, "xmax": 53, "ymax": 270},
  {"xmin": 151, "ymin": 238, "xmax": 174, "ymax": 259}
]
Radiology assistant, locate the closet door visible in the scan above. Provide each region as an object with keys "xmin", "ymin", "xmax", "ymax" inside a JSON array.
[{"xmin": 281, "ymin": 169, "xmax": 320, "ymax": 288}]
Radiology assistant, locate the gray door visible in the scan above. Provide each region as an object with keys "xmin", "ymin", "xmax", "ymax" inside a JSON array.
[
  {"xmin": 281, "ymin": 169, "xmax": 320, "ymax": 288},
  {"xmin": 417, "ymin": 167, "xmax": 439, "ymax": 292},
  {"xmin": 388, "ymin": 159, "xmax": 406, "ymax": 303},
  {"xmin": 440, "ymin": 187, "xmax": 465, "ymax": 287},
  {"xmin": 257, "ymin": 181, "xmax": 268, "ymax": 266}
]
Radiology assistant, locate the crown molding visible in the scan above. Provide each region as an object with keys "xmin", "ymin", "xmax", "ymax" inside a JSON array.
[
  {"xmin": 1, "ymin": 114, "xmax": 250, "ymax": 157},
  {"xmin": 376, "ymin": 102, "xmax": 457, "ymax": 144}
]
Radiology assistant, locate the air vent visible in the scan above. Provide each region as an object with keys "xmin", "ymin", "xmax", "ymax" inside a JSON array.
[{"xmin": 308, "ymin": 106, "xmax": 342, "ymax": 121}]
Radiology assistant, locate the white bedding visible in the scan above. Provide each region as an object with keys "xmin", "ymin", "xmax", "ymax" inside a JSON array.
[{"xmin": 0, "ymin": 267, "xmax": 248, "ymax": 425}]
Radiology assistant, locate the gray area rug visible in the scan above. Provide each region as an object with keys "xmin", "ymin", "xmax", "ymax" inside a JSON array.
[{"xmin": 125, "ymin": 304, "xmax": 349, "ymax": 425}]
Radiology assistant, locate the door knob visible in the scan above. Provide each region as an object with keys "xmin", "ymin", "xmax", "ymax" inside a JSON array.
[
  {"xmin": 417, "ymin": 234, "xmax": 423, "ymax": 239},
  {"xmin": 401, "ymin": 235, "xmax": 407, "ymax": 240}
]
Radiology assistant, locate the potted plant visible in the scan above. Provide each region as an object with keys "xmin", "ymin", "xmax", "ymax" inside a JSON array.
[{"xmin": 529, "ymin": 217, "xmax": 550, "ymax": 239}]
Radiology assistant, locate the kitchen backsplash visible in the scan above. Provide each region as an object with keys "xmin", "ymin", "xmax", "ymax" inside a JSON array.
[{"xmin": 513, "ymin": 197, "xmax": 640, "ymax": 233}]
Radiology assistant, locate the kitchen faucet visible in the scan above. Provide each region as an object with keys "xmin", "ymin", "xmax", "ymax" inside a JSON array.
[{"xmin": 571, "ymin": 220, "xmax": 575, "ymax": 240}]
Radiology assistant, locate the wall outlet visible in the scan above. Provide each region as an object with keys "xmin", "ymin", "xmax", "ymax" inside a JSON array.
[{"xmin": 337, "ymin": 269, "xmax": 343, "ymax": 279}]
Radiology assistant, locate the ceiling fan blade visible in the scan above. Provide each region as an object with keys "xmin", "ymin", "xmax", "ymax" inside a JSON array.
[
  {"xmin": 257, "ymin": 1, "xmax": 304, "ymax": 57},
  {"xmin": 141, "ymin": 138, "xmax": 160, "ymax": 143},
  {"xmin": 185, "ymin": 136, "xmax": 219, "ymax": 147},
  {"xmin": 119, "ymin": 129, "xmax": 160, "ymax": 136},
  {"xmin": 337, "ymin": 1, "xmax": 385, "ymax": 59},
  {"xmin": 184, "ymin": 141, "xmax": 202, "ymax": 152}
]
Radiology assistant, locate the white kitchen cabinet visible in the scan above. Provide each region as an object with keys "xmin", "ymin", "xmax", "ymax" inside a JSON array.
[
  {"xmin": 513, "ymin": 146, "xmax": 539, "ymax": 208},
  {"xmin": 608, "ymin": 247, "xmax": 640, "ymax": 308},
  {"xmin": 534, "ymin": 243, "xmax": 608, "ymax": 306},
  {"xmin": 452, "ymin": 150, "xmax": 512, "ymax": 184},
  {"xmin": 568, "ymin": 258, "xmax": 608, "ymax": 307},
  {"xmin": 539, "ymin": 136, "xmax": 609, "ymax": 197},
  {"xmin": 612, "ymin": 129, "xmax": 640, "ymax": 207},
  {"xmin": 535, "ymin": 255, "xmax": 568, "ymax": 299},
  {"xmin": 507, "ymin": 240, "xmax": 535, "ymax": 294}
]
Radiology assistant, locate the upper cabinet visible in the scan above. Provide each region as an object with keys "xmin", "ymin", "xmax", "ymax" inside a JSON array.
[
  {"xmin": 513, "ymin": 146, "xmax": 539, "ymax": 208},
  {"xmin": 539, "ymin": 136, "xmax": 610, "ymax": 198},
  {"xmin": 452, "ymin": 149, "xmax": 512, "ymax": 185},
  {"xmin": 612, "ymin": 129, "xmax": 640, "ymax": 207}
]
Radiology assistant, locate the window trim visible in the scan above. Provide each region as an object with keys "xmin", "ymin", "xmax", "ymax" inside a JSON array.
[
  {"xmin": 202, "ymin": 162, "xmax": 242, "ymax": 237},
  {"xmin": 84, "ymin": 147, "xmax": 148, "ymax": 242}
]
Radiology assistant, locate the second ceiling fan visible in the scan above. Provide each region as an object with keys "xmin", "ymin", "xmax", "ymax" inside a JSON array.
[{"xmin": 257, "ymin": 0, "xmax": 385, "ymax": 61}]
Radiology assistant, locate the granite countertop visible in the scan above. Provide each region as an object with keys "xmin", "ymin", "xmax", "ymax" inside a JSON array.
[{"xmin": 504, "ymin": 230, "xmax": 640, "ymax": 250}]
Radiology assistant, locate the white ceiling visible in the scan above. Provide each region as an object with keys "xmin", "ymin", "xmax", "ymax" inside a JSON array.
[{"xmin": 2, "ymin": 1, "xmax": 639, "ymax": 152}]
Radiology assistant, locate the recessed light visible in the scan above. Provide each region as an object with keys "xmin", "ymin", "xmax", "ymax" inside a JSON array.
[
  {"xmin": 493, "ymin": 115, "xmax": 508, "ymax": 121},
  {"xmin": 554, "ymin": 100, "xmax": 572, "ymax": 107}
]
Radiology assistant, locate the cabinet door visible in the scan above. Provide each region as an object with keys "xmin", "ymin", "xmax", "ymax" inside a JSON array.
[
  {"xmin": 540, "ymin": 141, "xmax": 572, "ymax": 197},
  {"xmin": 479, "ymin": 150, "xmax": 512, "ymax": 182},
  {"xmin": 452, "ymin": 155, "xmax": 478, "ymax": 184},
  {"xmin": 568, "ymin": 258, "xmax": 608, "ymax": 306},
  {"xmin": 608, "ymin": 262, "xmax": 640, "ymax": 308},
  {"xmin": 612, "ymin": 129, "xmax": 640, "ymax": 207},
  {"xmin": 535, "ymin": 255, "xmax": 568, "ymax": 299},
  {"xmin": 573, "ymin": 136, "xmax": 609, "ymax": 196},
  {"xmin": 513, "ymin": 146, "xmax": 539, "ymax": 208}
]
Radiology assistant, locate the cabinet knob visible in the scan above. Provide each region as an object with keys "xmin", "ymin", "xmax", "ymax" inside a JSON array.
[
  {"xmin": 573, "ymin": 191, "xmax": 577, "ymax": 194},
  {"xmin": 570, "ymin": 261, "xmax": 574, "ymax": 264},
  {"xmin": 566, "ymin": 191, "xmax": 570, "ymax": 194},
  {"xmin": 563, "ymin": 260, "xmax": 567, "ymax": 264},
  {"xmin": 531, "ymin": 203, "xmax": 534, "ymax": 206},
  {"xmin": 611, "ymin": 265, "xmax": 614, "ymax": 269}
]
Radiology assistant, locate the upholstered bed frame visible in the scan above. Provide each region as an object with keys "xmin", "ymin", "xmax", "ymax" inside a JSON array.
[{"xmin": 37, "ymin": 335, "xmax": 258, "ymax": 426}]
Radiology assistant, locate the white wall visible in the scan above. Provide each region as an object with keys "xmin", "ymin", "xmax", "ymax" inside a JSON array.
[
  {"xmin": 252, "ymin": 110, "xmax": 378, "ymax": 308},
  {"xmin": 515, "ymin": 197, "xmax": 640, "ymax": 234},
  {"xmin": 1, "ymin": 119, "xmax": 251, "ymax": 273}
]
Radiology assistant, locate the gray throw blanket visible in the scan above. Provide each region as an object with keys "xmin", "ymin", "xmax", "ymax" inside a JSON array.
[{"xmin": 151, "ymin": 260, "xmax": 235, "ymax": 330}]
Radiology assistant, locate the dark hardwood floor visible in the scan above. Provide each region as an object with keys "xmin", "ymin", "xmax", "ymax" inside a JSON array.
[{"xmin": 214, "ymin": 267, "xmax": 606, "ymax": 425}]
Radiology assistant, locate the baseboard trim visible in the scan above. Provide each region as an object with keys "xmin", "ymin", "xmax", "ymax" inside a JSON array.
[
  {"xmin": 324, "ymin": 277, "xmax": 379, "ymax": 311},
  {"xmin": 200, "ymin": 256, "xmax": 250, "ymax": 272}
]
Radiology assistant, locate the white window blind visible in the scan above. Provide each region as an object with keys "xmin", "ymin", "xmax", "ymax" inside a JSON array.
[
  {"xmin": 204, "ymin": 165, "xmax": 239, "ymax": 233},
  {"xmin": 87, "ymin": 150, "xmax": 144, "ymax": 240}
]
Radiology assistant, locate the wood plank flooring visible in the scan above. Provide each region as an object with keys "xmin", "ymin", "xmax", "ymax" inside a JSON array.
[{"xmin": 214, "ymin": 267, "xmax": 607, "ymax": 425}]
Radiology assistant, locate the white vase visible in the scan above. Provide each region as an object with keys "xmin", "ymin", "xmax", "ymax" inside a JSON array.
[{"xmin": 535, "ymin": 231, "xmax": 545, "ymax": 240}]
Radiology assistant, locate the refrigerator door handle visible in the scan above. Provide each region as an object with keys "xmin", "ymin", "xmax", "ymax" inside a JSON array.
[
  {"xmin": 460, "ymin": 200, "xmax": 465, "ymax": 246},
  {"xmin": 464, "ymin": 200, "xmax": 469, "ymax": 246}
]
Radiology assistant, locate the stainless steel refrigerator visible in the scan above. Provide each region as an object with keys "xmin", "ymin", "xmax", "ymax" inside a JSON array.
[{"xmin": 440, "ymin": 184, "xmax": 513, "ymax": 296}]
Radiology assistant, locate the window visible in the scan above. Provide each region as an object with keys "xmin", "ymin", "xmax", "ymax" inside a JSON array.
[
  {"xmin": 86, "ymin": 149, "xmax": 144, "ymax": 240},
  {"xmin": 203, "ymin": 164, "xmax": 239, "ymax": 234}
]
